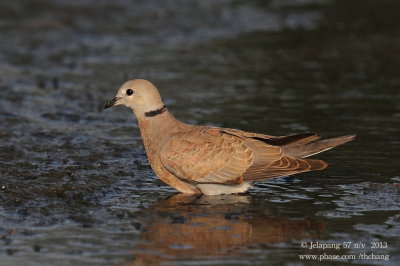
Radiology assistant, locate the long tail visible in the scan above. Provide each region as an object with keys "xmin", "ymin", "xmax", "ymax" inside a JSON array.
[{"xmin": 282, "ymin": 134, "xmax": 356, "ymax": 158}]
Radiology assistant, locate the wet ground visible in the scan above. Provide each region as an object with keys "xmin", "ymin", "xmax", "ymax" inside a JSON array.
[{"xmin": 0, "ymin": 0, "xmax": 399, "ymax": 265}]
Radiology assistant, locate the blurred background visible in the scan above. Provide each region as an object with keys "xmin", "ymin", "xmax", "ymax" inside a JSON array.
[{"xmin": 0, "ymin": 0, "xmax": 399, "ymax": 265}]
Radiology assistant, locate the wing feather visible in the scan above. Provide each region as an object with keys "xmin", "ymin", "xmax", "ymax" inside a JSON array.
[
  {"xmin": 160, "ymin": 127, "xmax": 254, "ymax": 184},
  {"xmin": 161, "ymin": 127, "xmax": 328, "ymax": 185},
  {"xmin": 243, "ymin": 156, "xmax": 327, "ymax": 181}
]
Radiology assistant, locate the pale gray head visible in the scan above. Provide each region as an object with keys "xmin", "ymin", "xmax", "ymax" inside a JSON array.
[{"xmin": 104, "ymin": 79, "xmax": 166, "ymax": 119}]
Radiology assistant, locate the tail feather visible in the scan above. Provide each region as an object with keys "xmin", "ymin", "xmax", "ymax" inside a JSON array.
[{"xmin": 283, "ymin": 134, "xmax": 356, "ymax": 158}]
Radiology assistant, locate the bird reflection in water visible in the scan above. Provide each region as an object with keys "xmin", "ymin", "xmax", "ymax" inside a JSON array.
[{"xmin": 130, "ymin": 194, "xmax": 324, "ymax": 265}]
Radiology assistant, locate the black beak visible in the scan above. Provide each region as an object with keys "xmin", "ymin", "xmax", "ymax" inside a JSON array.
[{"xmin": 104, "ymin": 97, "xmax": 120, "ymax": 109}]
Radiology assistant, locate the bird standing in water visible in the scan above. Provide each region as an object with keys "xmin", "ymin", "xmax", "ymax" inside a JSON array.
[{"xmin": 104, "ymin": 79, "xmax": 355, "ymax": 195}]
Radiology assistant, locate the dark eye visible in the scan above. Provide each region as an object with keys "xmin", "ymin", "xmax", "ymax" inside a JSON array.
[{"xmin": 126, "ymin": 89, "xmax": 134, "ymax": 96}]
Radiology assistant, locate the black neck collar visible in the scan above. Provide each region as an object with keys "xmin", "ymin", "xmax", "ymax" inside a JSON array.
[{"xmin": 144, "ymin": 105, "xmax": 167, "ymax": 117}]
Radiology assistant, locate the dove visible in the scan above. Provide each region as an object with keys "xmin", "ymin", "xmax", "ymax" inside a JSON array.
[{"xmin": 104, "ymin": 79, "xmax": 355, "ymax": 195}]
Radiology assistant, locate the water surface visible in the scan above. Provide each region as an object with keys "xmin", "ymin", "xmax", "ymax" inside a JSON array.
[{"xmin": 0, "ymin": 0, "xmax": 399, "ymax": 265}]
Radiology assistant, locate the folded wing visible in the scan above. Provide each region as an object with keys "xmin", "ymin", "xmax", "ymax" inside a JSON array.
[{"xmin": 160, "ymin": 127, "xmax": 327, "ymax": 185}]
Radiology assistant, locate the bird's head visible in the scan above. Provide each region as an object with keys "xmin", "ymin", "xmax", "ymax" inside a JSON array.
[{"xmin": 104, "ymin": 79, "xmax": 165, "ymax": 118}]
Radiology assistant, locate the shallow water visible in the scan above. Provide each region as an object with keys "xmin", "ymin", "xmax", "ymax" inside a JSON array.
[{"xmin": 0, "ymin": 0, "xmax": 399, "ymax": 265}]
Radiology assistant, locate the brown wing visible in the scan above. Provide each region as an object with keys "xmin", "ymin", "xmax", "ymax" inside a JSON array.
[
  {"xmin": 243, "ymin": 156, "xmax": 327, "ymax": 181},
  {"xmin": 160, "ymin": 127, "xmax": 256, "ymax": 184},
  {"xmin": 233, "ymin": 131, "xmax": 327, "ymax": 180},
  {"xmin": 221, "ymin": 128, "xmax": 321, "ymax": 146},
  {"xmin": 161, "ymin": 127, "xmax": 327, "ymax": 185}
]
